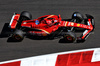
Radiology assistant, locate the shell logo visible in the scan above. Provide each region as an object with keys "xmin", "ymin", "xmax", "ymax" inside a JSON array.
[{"xmin": 77, "ymin": 24, "xmax": 80, "ymax": 27}]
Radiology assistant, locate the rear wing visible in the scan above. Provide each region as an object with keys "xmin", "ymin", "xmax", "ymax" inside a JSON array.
[{"xmin": 8, "ymin": 13, "xmax": 20, "ymax": 29}]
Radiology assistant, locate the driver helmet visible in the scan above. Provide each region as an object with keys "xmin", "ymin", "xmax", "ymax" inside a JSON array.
[{"xmin": 35, "ymin": 20, "xmax": 40, "ymax": 25}]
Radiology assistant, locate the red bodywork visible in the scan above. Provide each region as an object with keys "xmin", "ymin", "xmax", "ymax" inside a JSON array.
[{"xmin": 9, "ymin": 14, "xmax": 94, "ymax": 40}]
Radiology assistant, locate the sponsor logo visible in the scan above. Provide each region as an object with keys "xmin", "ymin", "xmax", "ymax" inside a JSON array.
[
  {"xmin": 67, "ymin": 22, "xmax": 74, "ymax": 26},
  {"xmin": 77, "ymin": 24, "xmax": 80, "ymax": 27},
  {"xmin": 71, "ymin": 23, "xmax": 74, "ymax": 26},
  {"xmin": 68, "ymin": 22, "xmax": 71, "ymax": 26},
  {"xmin": 23, "ymin": 22, "xmax": 27, "ymax": 24},
  {"xmin": 54, "ymin": 20, "xmax": 58, "ymax": 22}
]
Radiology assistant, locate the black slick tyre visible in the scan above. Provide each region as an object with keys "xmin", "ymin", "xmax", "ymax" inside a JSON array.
[
  {"xmin": 72, "ymin": 12, "xmax": 84, "ymax": 23},
  {"xmin": 17, "ymin": 11, "xmax": 32, "ymax": 29},
  {"xmin": 20, "ymin": 11, "xmax": 32, "ymax": 20},
  {"xmin": 12, "ymin": 29, "xmax": 24, "ymax": 41},
  {"xmin": 63, "ymin": 31, "xmax": 76, "ymax": 43}
]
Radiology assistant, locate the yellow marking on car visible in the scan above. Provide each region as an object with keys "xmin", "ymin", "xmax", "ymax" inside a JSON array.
[
  {"xmin": 77, "ymin": 24, "xmax": 80, "ymax": 27},
  {"xmin": 45, "ymin": 15, "xmax": 54, "ymax": 19},
  {"xmin": 38, "ymin": 29, "xmax": 50, "ymax": 34},
  {"xmin": 41, "ymin": 29, "xmax": 50, "ymax": 34},
  {"xmin": 65, "ymin": 21, "xmax": 68, "ymax": 26}
]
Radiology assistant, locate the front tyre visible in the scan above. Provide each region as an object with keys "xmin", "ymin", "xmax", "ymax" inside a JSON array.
[
  {"xmin": 72, "ymin": 12, "xmax": 84, "ymax": 23},
  {"xmin": 63, "ymin": 31, "xmax": 76, "ymax": 43},
  {"xmin": 70, "ymin": 12, "xmax": 84, "ymax": 31}
]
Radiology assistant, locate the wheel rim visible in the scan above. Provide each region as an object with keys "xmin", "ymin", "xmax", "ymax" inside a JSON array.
[
  {"xmin": 14, "ymin": 35, "xmax": 22, "ymax": 40},
  {"xmin": 67, "ymin": 36, "xmax": 73, "ymax": 41}
]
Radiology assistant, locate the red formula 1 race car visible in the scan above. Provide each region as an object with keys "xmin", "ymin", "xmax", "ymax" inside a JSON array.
[{"xmin": 7, "ymin": 11, "xmax": 94, "ymax": 42}]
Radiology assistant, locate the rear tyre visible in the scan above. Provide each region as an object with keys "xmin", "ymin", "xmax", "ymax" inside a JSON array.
[
  {"xmin": 17, "ymin": 11, "xmax": 32, "ymax": 29},
  {"xmin": 12, "ymin": 29, "xmax": 24, "ymax": 41},
  {"xmin": 70, "ymin": 12, "xmax": 84, "ymax": 31},
  {"xmin": 20, "ymin": 11, "xmax": 32, "ymax": 20},
  {"xmin": 63, "ymin": 31, "xmax": 76, "ymax": 43}
]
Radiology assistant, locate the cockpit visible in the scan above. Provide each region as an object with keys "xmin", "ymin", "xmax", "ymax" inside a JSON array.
[{"xmin": 35, "ymin": 15, "xmax": 61, "ymax": 26}]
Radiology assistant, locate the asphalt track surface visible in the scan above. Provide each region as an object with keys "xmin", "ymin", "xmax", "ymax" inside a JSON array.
[{"xmin": 0, "ymin": 0, "xmax": 100, "ymax": 62}]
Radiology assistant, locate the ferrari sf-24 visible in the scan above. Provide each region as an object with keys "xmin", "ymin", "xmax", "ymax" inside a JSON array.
[{"xmin": 8, "ymin": 11, "xmax": 95, "ymax": 42}]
